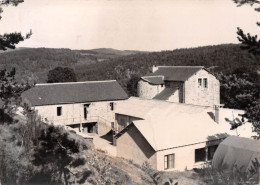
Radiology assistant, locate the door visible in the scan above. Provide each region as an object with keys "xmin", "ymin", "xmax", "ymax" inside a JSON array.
[{"xmin": 84, "ymin": 104, "xmax": 90, "ymax": 119}]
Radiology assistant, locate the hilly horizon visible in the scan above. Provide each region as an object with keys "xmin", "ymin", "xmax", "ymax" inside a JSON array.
[{"xmin": 0, "ymin": 43, "xmax": 259, "ymax": 95}]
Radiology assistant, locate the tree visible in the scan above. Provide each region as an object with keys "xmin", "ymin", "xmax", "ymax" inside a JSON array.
[
  {"xmin": 31, "ymin": 125, "xmax": 88, "ymax": 185},
  {"xmin": 232, "ymin": 0, "xmax": 260, "ymax": 138},
  {"xmin": 233, "ymin": 0, "xmax": 260, "ymax": 55},
  {"xmin": 126, "ymin": 74, "xmax": 140, "ymax": 96},
  {"xmin": 0, "ymin": 0, "xmax": 32, "ymax": 51},
  {"xmin": 47, "ymin": 67, "xmax": 77, "ymax": 83}
]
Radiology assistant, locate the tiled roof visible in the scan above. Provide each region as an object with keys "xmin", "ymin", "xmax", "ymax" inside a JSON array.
[
  {"xmin": 153, "ymin": 88, "xmax": 178, "ymax": 100},
  {"xmin": 146, "ymin": 66, "xmax": 204, "ymax": 81},
  {"xmin": 141, "ymin": 76, "xmax": 164, "ymax": 85},
  {"xmin": 22, "ymin": 80, "xmax": 128, "ymax": 106}
]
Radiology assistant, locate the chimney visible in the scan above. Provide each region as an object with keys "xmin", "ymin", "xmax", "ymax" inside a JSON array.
[
  {"xmin": 214, "ymin": 105, "xmax": 220, "ymax": 123},
  {"xmin": 152, "ymin": 65, "xmax": 158, "ymax": 72}
]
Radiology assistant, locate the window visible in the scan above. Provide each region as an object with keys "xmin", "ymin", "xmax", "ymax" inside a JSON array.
[
  {"xmin": 110, "ymin": 102, "xmax": 114, "ymax": 111},
  {"xmin": 161, "ymin": 84, "xmax": 164, "ymax": 87},
  {"xmin": 208, "ymin": 145, "xmax": 218, "ymax": 160},
  {"xmin": 57, "ymin": 107, "xmax": 62, "ymax": 116},
  {"xmin": 198, "ymin": 78, "xmax": 202, "ymax": 88},
  {"xmin": 195, "ymin": 148, "xmax": 206, "ymax": 162},
  {"xmin": 203, "ymin": 78, "xmax": 208, "ymax": 88},
  {"xmin": 111, "ymin": 122, "xmax": 114, "ymax": 129},
  {"xmin": 164, "ymin": 154, "xmax": 175, "ymax": 169}
]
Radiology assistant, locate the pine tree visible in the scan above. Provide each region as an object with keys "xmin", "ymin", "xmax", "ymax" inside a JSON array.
[{"xmin": 0, "ymin": 0, "xmax": 32, "ymax": 51}]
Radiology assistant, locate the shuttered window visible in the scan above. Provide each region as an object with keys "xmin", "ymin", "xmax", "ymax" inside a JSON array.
[
  {"xmin": 198, "ymin": 78, "xmax": 202, "ymax": 88},
  {"xmin": 164, "ymin": 154, "xmax": 175, "ymax": 169},
  {"xmin": 203, "ymin": 78, "xmax": 208, "ymax": 88}
]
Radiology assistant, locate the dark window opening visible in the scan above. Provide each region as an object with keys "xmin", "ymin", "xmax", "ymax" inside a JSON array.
[
  {"xmin": 57, "ymin": 107, "xmax": 62, "ymax": 116},
  {"xmin": 195, "ymin": 148, "xmax": 206, "ymax": 162},
  {"xmin": 111, "ymin": 122, "xmax": 114, "ymax": 129},
  {"xmin": 203, "ymin": 78, "xmax": 208, "ymax": 88},
  {"xmin": 164, "ymin": 154, "xmax": 175, "ymax": 169},
  {"xmin": 208, "ymin": 145, "xmax": 218, "ymax": 160},
  {"xmin": 161, "ymin": 84, "xmax": 164, "ymax": 87},
  {"xmin": 110, "ymin": 102, "xmax": 114, "ymax": 111},
  {"xmin": 198, "ymin": 78, "xmax": 202, "ymax": 88}
]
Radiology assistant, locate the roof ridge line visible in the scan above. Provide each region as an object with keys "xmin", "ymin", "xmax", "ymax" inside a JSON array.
[
  {"xmin": 36, "ymin": 80, "xmax": 117, "ymax": 86},
  {"xmin": 157, "ymin": 66, "xmax": 204, "ymax": 68},
  {"xmin": 142, "ymin": 75, "xmax": 164, "ymax": 78},
  {"xmin": 130, "ymin": 96, "xmax": 210, "ymax": 108}
]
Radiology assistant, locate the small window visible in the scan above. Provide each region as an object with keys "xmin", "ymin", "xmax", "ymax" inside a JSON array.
[
  {"xmin": 110, "ymin": 102, "xmax": 114, "ymax": 111},
  {"xmin": 57, "ymin": 107, "xmax": 62, "ymax": 116},
  {"xmin": 161, "ymin": 84, "xmax": 164, "ymax": 87},
  {"xmin": 164, "ymin": 154, "xmax": 175, "ymax": 169},
  {"xmin": 111, "ymin": 122, "xmax": 114, "ymax": 129},
  {"xmin": 195, "ymin": 147, "xmax": 206, "ymax": 162},
  {"xmin": 203, "ymin": 78, "xmax": 208, "ymax": 88},
  {"xmin": 198, "ymin": 78, "xmax": 202, "ymax": 88}
]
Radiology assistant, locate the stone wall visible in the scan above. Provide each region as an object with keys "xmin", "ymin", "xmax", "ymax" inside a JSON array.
[
  {"xmin": 185, "ymin": 69, "xmax": 220, "ymax": 107},
  {"xmin": 137, "ymin": 79, "xmax": 165, "ymax": 99},
  {"xmin": 165, "ymin": 81, "xmax": 184, "ymax": 103},
  {"xmin": 115, "ymin": 113, "xmax": 142, "ymax": 132},
  {"xmin": 116, "ymin": 124, "xmax": 157, "ymax": 169},
  {"xmin": 34, "ymin": 100, "xmax": 124, "ymax": 133}
]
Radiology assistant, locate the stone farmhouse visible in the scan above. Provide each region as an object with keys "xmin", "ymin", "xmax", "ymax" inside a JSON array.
[
  {"xmin": 137, "ymin": 66, "xmax": 220, "ymax": 107},
  {"xmin": 21, "ymin": 80, "xmax": 128, "ymax": 135},
  {"xmin": 20, "ymin": 67, "xmax": 254, "ymax": 172},
  {"xmin": 114, "ymin": 97, "xmax": 254, "ymax": 171}
]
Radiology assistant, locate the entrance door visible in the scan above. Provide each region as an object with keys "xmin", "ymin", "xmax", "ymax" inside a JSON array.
[{"xmin": 84, "ymin": 104, "xmax": 90, "ymax": 119}]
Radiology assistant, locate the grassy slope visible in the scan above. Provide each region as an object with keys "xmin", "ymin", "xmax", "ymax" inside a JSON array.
[{"xmin": 74, "ymin": 148, "xmax": 206, "ymax": 185}]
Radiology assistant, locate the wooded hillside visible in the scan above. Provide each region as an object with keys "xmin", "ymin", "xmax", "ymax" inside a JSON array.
[{"xmin": 0, "ymin": 44, "xmax": 259, "ymax": 92}]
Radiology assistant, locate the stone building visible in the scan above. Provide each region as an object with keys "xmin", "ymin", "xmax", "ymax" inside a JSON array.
[
  {"xmin": 21, "ymin": 80, "xmax": 128, "ymax": 135},
  {"xmin": 137, "ymin": 66, "xmax": 220, "ymax": 107}
]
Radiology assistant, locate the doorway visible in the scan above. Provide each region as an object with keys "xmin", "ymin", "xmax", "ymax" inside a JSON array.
[{"xmin": 84, "ymin": 104, "xmax": 90, "ymax": 119}]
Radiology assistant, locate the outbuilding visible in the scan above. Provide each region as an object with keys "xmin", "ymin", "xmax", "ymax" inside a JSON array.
[{"xmin": 114, "ymin": 97, "xmax": 243, "ymax": 171}]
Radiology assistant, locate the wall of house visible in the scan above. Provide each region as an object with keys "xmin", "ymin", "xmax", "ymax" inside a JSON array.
[
  {"xmin": 185, "ymin": 69, "xmax": 220, "ymax": 107},
  {"xmin": 34, "ymin": 100, "xmax": 123, "ymax": 135},
  {"xmin": 137, "ymin": 80, "xmax": 165, "ymax": 99},
  {"xmin": 165, "ymin": 81, "xmax": 184, "ymax": 103},
  {"xmin": 116, "ymin": 124, "xmax": 157, "ymax": 169},
  {"xmin": 115, "ymin": 113, "xmax": 142, "ymax": 132},
  {"xmin": 156, "ymin": 142, "xmax": 208, "ymax": 171}
]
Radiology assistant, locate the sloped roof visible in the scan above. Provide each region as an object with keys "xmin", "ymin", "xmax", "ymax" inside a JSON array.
[
  {"xmin": 145, "ymin": 66, "xmax": 204, "ymax": 81},
  {"xmin": 22, "ymin": 80, "xmax": 128, "ymax": 106},
  {"xmin": 116, "ymin": 97, "xmax": 209, "ymax": 120},
  {"xmin": 141, "ymin": 76, "xmax": 164, "ymax": 85},
  {"xmin": 153, "ymin": 88, "xmax": 178, "ymax": 100},
  {"xmin": 116, "ymin": 97, "xmax": 253, "ymax": 151}
]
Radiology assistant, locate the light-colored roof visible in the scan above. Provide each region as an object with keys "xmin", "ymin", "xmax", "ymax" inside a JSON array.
[
  {"xmin": 116, "ymin": 97, "xmax": 254, "ymax": 151},
  {"xmin": 22, "ymin": 80, "xmax": 128, "ymax": 106},
  {"xmin": 116, "ymin": 97, "xmax": 209, "ymax": 120},
  {"xmin": 132, "ymin": 112, "xmax": 229, "ymax": 151},
  {"xmin": 145, "ymin": 66, "xmax": 205, "ymax": 81}
]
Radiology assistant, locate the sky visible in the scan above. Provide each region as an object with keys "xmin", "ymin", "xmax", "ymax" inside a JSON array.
[{"xmin": 0, "ymin": 0, "xmax": 259, "ymax": 51}]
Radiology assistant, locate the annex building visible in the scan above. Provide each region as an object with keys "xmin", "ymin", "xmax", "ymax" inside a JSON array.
[{"xmin": 114, "ymin": 97, "xmax": 254, "ymax": 171}]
